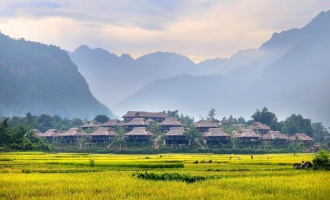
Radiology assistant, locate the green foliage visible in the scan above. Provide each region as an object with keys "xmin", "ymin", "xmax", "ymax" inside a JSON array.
[
  {"xmin": 148, "ymin": 123, "xmax": 160, "ymax": 134},
  {"xmin": 164, "ymin": 110, "xmax": 194, "ymax": 127},
  {"xmin": 134, "ymin": 172, "xmax": 206, "ymax": 183},
  {"xmin": 313, "ymin": 150, "xmax": 329, "ymax": 170},
  {"xmin": 0, "ymin": 118, "xmax": 51, "ymax": 151},
  {"xmin": 8, "ymin": 113, "xmax": 84, "ymax": 132},
  {"xmin": 312, "ymin": 122, "xmax": 328, "ymax": 142},
  {"xmin": 165, "ymin": 110, "xmax": 179, "ymax": 118},
  {"xmin": 251, "ymin": 107, "xmax": 279, "ymax": 130},
  {"xmin": 207, "ymin": 108, "xmax": 216, "ymax": 120},
  {"xmin": 282, "ymin": 114, "xmax": 313, "ymax": 137},
  {"xmin": 93, "ymin": 115, "xmax": 110, "ymax": 123},
  {"xmin": 184, "ymin": 126, "xmax": 201, "ymax": 140}
]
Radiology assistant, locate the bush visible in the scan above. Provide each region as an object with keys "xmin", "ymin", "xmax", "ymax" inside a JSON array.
[
  {"xmin": 313, "ymin": 150, "xmax": 329, "ymax": 170},
  {"xmin": 133, "ymin": 172, "xmax": 206, "ymax": 184}
]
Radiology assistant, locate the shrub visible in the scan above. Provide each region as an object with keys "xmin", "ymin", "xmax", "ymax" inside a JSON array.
[
  {"xmin": 133, "ymin": 172, "xmax": 206, "ymax": 184},
  {"xmin": 313, "ymin": 150, "xmax": 329, "ymax": 170}
]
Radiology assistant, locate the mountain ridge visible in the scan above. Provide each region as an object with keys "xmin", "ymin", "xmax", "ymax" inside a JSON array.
[
  {"xmin": 111, "ymin": 10, "xmax": 330, "ymax": 126},
  {"xmin": 0, "ymin": 33, "xmax": 115, "ymax": 119}
]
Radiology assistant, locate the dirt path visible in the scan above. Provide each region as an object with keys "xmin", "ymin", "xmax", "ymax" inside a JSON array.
[{"xmin": 154, "ymin": 134, "xmax": 162, "ymax": 149}]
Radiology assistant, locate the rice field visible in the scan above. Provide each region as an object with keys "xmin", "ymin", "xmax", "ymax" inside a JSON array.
[{"xmin": 0, "ymin": 152, "xmax": 329, "ymax": 199}]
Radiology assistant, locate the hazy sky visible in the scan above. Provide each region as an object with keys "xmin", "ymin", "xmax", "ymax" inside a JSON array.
[{"xmin": 0, "ymin": 0, "xmax": 329, "ymax": 62}]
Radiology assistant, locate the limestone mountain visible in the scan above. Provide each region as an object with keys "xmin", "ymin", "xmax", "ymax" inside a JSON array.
[
  {"xmin": 0, "ymin": 33, "xmax": 114, "ymax": 119},
  {"xmin": 112, "ymin": 10, "xmax": 330, "ymax": 126}
]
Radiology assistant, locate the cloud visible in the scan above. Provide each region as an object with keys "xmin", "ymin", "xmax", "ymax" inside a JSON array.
[{"xmin": 0, "ymin": 0, "xmax": 330, "ymax": 62}]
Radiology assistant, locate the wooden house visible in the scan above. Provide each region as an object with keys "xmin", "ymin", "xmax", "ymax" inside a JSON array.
[
  {"xmin": 203, "ymin": 128, "xmax": 230, "ymax": 145},
  {"xmin": 261, "ymin": 131, "xmax": 289, "ymax": 144},
  {"xmin": 248, "ymin": 122, "xmax": 271, "ymax": 134},
  {"xmin": 159, "ymin": 117, "xmax": 182, "ymax": 132},
  {"xmin": 195, "ymin": 119, "xmax": 218, "ymax": 132},
  {"xmin": 124, "ymin": 118, "xmax": 149, "ymax": 131},
  {"xmin": 290, "ymin": 133, "xmax": 314, "ymax": 144},
  {"xmin": 61, "ymin": 128, "xmax": 88, "ymax": 143},
  {"xmin": 38, "ymin": 129, "xmax": 61, "ymax": 143},
  {"xmin": 89, "ymin": 127, "xmax": 118, "ymax": 143},
  {"xmin": 122, "ymin": 111, "xmax": 169, "ymax": 122},
  {"xmin": 100, "ymin": 119, "xmax": 124, "ymax": 129},
  {"xmin": 164, "ymin": 127, "xmax": 188, "ymax": 145},
  {"xmin": 79, "ymin": 120, "xmax": 100, "ymax": 130},
  {"xmin": 233, "ymin": 129, "xmax": 262, "ymax": 144},
  {"xmin": 125, "ymin": 127, "xmax": 153, "ymax": 142}
]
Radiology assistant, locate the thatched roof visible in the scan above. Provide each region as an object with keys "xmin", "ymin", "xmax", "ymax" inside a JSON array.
[
  {"xmin": 233, "ymin": 129, "xmax": 262, "ymax": 138},
  {"xmin": 290, "ymin": 133, "xmax": 313, "ymax": 141},
  {"xmin": 39, "ymin": 129, "xmax": 62, "ymax": 137},
  {"xmin": 32, "ymin": 129, "xmax": 42, "ymax": 136},
  {"xmin": 123, "ymin": 111, "xmax": 169, "ymax": 119},
  {"xmin": 248, "ymin": 122, "xmax": 271, "ymax": 130},
  {"xmin": 62, "ymin": 128, "xmax": 87, "ymax": 136},
  {"xmin": 125, "ymin": 127, "xmax": 153, "ymax": 136},
  {"xmin": 79, "ymin": 120, "xmax": 100, "ymax": 128},
  {"xmin": 125, "ymin": 118, "xmax": 148, "ymax": 126},
  {"xmin": 203, "ymin": 128, "xmax": 230, "ymax": 137},
  {"xmin": 159, "ymin": 117, "xmax": 182, "ymax": 126},
  {"xmin": 262, "ymin": 131, "xmax": 289, "ymax": 140},
  {"xmin": 195, "ymin": 120, "xmax": 218, "ymax": 128},
  {"xmin": 89, "ymin": 127, "xmax": 118, "ymax": 136},
  {"xmin": 100, "ymin": 119, "xmax": 124, "ymax": 127},
  {"xmin": 146, "ymin": 119, "xmax": 157, "ymax": 124},
  {"xmin": 165, "ymin": 127, "xmax": 185, "ymax": 136}
]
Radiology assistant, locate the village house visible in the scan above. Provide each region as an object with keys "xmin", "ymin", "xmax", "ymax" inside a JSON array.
[
  {"xmin": 248, "ymin": 122, "xmax": 271, "ymax": 134},
  {"xmin": 89, "ymin": 127, "xmax": 118, "ymax": 143},
  {"xmin": 195, "ymin": 119, "xmax": 219, "ymax": 132},
  {"xmin": 233, "ymin": 129, "xmax": 262, "ymax": 144},
  {"xmin": 125, "ymin": 127, "xmax": 153, "ymax": 142},
  {"xmin": 122, "ymin": 111, "xmax": 169, "ymax": 122},
  {"xmin": 164, "ymin": 127, "xmax": 188, "ymax": 145},
  {"xmin": 124, "ymin": 118, "xmax": 149, "ymax": 131},
  {"xmin": 290, "ymin": 133, "xmax": 314, "ymax": 144},
  {"xmin": 79, "ymin": 120, "xmax": 100, "ymax": 130},
  {"xmin": 100, "ymin": 119, "xmax": 124, "ymax": 129},
  {"xmin": 261, "ymin": 131, "xmax": 289, "ymax": 145},
  {"xmin": 159, "ymin": 117, "xmax": 183, "ymax": 132},
  {"xmin": 32, "ymin": 129, "xmax": 42, "ymax": 137},
  {"xmin": 203, "ymin": 128, "xmax": 230, "ymax": 145},
  {"xmin": 61, "ymin": 128, "xmax": 88, "ymax": 143},
  {"xmin": 38, "ymin": 129, "xmax": 62, "ymax": 143}
]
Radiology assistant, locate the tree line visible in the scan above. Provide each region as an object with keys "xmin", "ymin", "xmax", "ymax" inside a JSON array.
[{"xmin": 0, "ymin": 108, "xmax": 329, "ymax": 151}]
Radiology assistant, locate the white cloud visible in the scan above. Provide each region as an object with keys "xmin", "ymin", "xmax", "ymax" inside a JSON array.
[{"xmin": 0, "ymin": 0, "xmax": 330, "ymax": 62}]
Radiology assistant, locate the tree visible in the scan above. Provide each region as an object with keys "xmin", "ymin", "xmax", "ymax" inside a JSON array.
[
  {"xmin": 281, "ymin": 114, "xmax": 313, "ymax": 137},
  {"xmin": 312, "ymin": 122, "xmax": 328, "ymax": 143},
  {"xmin": 207, "ymin": 108, "xmax": 216, "ymax": 121},
  {"xmin": 165, "ymin": 110, "xmax": 179, "ymax": 118},
  {"xmin": 93, "ymin": 115, "xmax": 110, "ymax": 124},
  {"xmin": 313, "ymin": 150, "xmax": 329, "ymax": 170},
  {"xmin": 184, "ymin": 126, "xmax": 201, "ymax": 141},
  {"xmin": 251, "ymin": 107, "xmax": 278, "ymax": 130},
  {"xmin": 37, "ymin": 114, "xmax": 53, "ymax": 132}
]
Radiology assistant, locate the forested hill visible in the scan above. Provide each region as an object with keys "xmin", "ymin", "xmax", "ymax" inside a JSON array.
[{"xmin": 0, "ymin": 33, "xmax": 114, "ymax": 119}]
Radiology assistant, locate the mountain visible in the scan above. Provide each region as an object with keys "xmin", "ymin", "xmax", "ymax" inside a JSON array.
[
  {"xmin": 69, "ymin": 40, "xmax": 284, "ymax": 107},
  {"xmin": 0, "ymin": 33, "xmax": 114, "ymax": 119},
  {"xmin": 112, "ymin": 10, "xmax": 330, "ymax": 126}
]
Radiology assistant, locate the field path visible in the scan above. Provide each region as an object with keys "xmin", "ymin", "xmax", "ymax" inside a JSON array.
[
  {"xmin": 153, "ymin": 134, "xmax": 162, "ymax": 149},
  {"xmin": 195, "ymin": 139, "xmax": 206, "ymax": 149}
]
